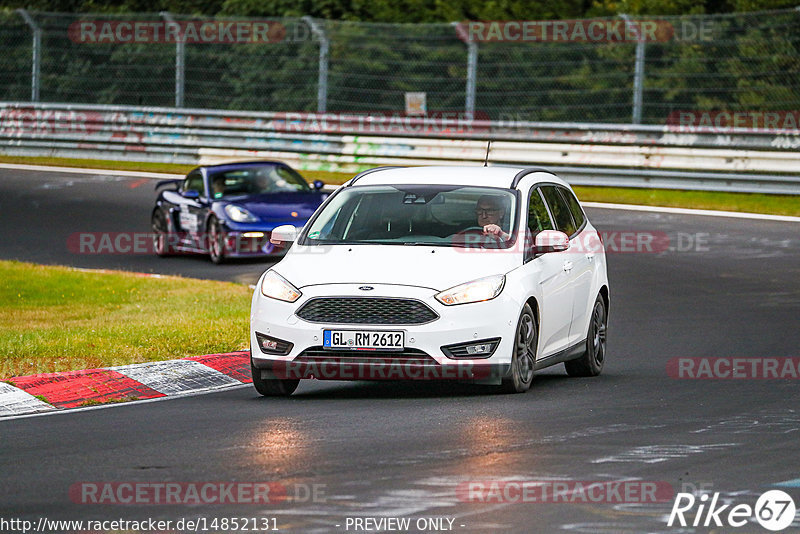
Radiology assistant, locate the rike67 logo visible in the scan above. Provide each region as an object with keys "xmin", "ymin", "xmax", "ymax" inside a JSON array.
[{"xmin": 668, "ymin": 490, "xmax": 796, "ymax": 531}]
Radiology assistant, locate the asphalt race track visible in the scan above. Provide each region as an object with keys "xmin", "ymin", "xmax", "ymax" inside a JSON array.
[
  {"xmin": 1, "ymin": 167, "xmax": 800, "ymax": 533},
  {"xmin": 0, "ymin": 168, "xmax": 277, "ymax": 285}
]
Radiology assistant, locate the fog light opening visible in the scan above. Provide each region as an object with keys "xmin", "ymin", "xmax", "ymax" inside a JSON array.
[
  {"xmin": 441, "ymin": 337, "xmax": 501, "ymax": 359},
  {"xmin": 255, "ymin": 332, "xmax": 293, "ymax": 355}
]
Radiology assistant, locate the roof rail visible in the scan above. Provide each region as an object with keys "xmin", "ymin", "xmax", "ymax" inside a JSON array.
[
  {"xmin": 510, "ymin": 167, "xmax": 556, "ymax": 188},
  {"xmin": 347, "ymin": 166, "xmax": 405, "ymax": 186}
]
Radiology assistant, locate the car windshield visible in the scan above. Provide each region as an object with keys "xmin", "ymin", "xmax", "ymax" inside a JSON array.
[
  {"xmin": 208, "ymin": 165, "xmax": 310, "ymax": 198},
  {"xmin": 301, "ymin": 185, "xmax": 518, "ymax": 247}
]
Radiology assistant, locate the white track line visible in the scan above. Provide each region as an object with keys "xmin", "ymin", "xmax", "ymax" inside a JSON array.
[
  {"xmin": 0, "ymin": 162, "xmax": 183, "ymax": 179},
  {"xmin": 583, "ymin": 201, "xmax": 800, "ymax": 223}
]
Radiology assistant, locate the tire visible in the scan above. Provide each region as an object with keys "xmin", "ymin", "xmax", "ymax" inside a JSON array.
[
  {"xmin": 501, "ymin": 304, "xmax": 537, "ymax": 393},
  {"xmin": 565, "ymin": 295, "xmax": 607, "ymax": 377},
  {"xmin": 151, "ymin": 209, "xmax": 171, "ymax": 257},
  {"xmin": 207, "ymin": 216, "xmax": 226, "ymax": 264},
  {"xmin": 251, "ymin": 362, "xmax": 300, "ymax": 397}
]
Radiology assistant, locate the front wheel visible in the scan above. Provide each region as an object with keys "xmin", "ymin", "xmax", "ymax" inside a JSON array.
[
  {"xmin": 500, "ymin": 304, "xmax": 537, "ymax": 393},
  {"xmin": 251, "ymin": 362, "xmax": 300, "ymax": 397},
  {"xmin": 565, "ymin": 295, "xmax": 607, "ymax": 377}
]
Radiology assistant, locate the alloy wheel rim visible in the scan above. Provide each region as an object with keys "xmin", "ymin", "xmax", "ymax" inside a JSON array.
[
  {"xmin": 209, "ymin": 223, "xmax": 222, "ymax": 258},
  {"xmin": 515, "ymin": 314, "xmax": 535, "ymax": 384},
  {"xmin": 592, "ymin": 304, "xmax": 607, "ymax": 366}
]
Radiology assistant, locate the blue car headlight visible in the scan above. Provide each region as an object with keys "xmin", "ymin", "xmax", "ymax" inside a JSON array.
[{"xmin": 224, "ymin": 204, "xmax": 259, "ymax": 223}]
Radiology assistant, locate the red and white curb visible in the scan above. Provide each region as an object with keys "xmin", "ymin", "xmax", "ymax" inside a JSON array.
[{"xmin": 1, "ymin": 351, "xmax": 251, "ymax": 418}]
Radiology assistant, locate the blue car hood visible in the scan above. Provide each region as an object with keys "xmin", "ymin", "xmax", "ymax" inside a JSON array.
[{"xmin": 224, "ymin": 192, "xmax": 325, "ymax": 222}]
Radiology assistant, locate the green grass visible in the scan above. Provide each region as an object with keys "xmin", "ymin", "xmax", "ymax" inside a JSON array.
[
  {"xmin": 1, "ymin": 155, "xmax": 797, "ymax": 215},
  {"xmin": 573, "ymin": 186, "xmax": 800, "ymax": 217},
  {"xmin": 0, "ymin": 260, "xmax": 251, "ymax": 379},
  {"xmin": 0, "ymin": 155, "xmax": 195, "ymax": 175}
]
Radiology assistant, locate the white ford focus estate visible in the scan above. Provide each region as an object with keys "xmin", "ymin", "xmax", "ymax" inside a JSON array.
[{"xmin": 250, "ymin": 166, "xmax": 609, "ymax": 396}]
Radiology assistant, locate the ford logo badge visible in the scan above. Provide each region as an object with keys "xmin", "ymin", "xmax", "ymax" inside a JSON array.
[{"xmin": 358, "ymin": 286, "xmax": 374, "ymax": 291}]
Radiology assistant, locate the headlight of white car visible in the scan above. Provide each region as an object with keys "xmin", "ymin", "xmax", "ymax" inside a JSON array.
[
  {"xmin": 435, "ymin": 275, "xmax": 505, "ymax": 306},
  {"xmin": 225, "ymin": 204, "xmax": 258, "ymax": 222},
  {"xmin": 260, "ymin": 270, "xmax": 302, "ymax": 302}
]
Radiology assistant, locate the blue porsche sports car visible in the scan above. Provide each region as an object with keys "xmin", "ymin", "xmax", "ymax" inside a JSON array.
[{"xmin": 151, "ymin": 161, "xmax": 327, "ymax": 263}]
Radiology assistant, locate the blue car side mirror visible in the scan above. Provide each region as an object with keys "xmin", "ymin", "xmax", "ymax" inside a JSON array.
[
  {"xmin": 182, "ymin": 189, "xmax": 201, "ymax": 199},
  {"xmin": 312, "ymin": 180, "xmax": 324, "ymax": 190}
]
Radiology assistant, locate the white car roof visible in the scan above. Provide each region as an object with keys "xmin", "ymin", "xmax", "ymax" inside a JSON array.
[{"xmin": 348, "ymin": 165, "xmax": 571, "ymax": 190}]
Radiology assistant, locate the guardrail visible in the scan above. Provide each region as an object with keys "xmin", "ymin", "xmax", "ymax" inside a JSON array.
[{"xmin": 1, "ymin": 102, "xmax": 799, "ymax": 194}]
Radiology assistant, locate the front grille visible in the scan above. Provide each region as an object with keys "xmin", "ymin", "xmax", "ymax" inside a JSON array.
[
  {"xmin": 296, "ymin": 297, "xmax": 438, "ymax": 325},
  {"xmin": 296, "ymin": 346, "xmax": 438, "ymax": 366}
]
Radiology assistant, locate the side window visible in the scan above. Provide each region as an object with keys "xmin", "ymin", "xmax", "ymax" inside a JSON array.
[
  {"xmin": 183, "ymin": 171, "xmax": 205, "ymax": 196},
  {"xmin": 558, "ymin": 186, "xmax": 585, "ymax": 230},
  {"xmin": 528, "ymin": 188, "xmax": 554, "ymax": 234},
  {"xmin": 540, "ymin": 185, "xmax": 577, "ymax": 237}
]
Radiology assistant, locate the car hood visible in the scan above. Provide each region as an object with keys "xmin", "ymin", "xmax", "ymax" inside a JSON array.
[
  {"xmin": 223, "ymin": 192, "xmax": 326, "ymax": 221},
  {"xmin": 273, "ymin": 244, "xmax": 521, "ymax": 292}
]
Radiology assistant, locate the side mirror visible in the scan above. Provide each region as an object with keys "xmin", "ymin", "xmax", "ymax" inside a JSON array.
[
  {"xmin": 535, "ymin": 230, "xmax": 570, "ymax": 253},
  {"xmin": 312, "ymin": 180, "xmax": 324, "ymax": 190},
  {"xmin": 270, "ymin": 224, "xmax": 298, "ymax": 245},
  {"xmin": 182, "ymin": 189, "xmax": 200, "ymax": 200}
]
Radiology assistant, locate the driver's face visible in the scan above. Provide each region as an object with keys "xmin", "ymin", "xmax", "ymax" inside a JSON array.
[{"xmin": 476, "ymin": 202, "xmax": 503, "ymax": 226}]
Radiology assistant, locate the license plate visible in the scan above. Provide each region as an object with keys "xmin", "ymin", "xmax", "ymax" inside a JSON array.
[{"xmin": 323, "ymin": 330, "xmax": 405, "ymax": 350}]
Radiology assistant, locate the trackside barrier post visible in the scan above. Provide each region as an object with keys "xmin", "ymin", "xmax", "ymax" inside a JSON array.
[
  {"xmin": 160, "ymin": 12, "xmax": 185, "ymax": 108},
  {"xmin": 16, "ymin": 9, "xmax": 41, "ymax": 102},
  {"xmin": 303, "ymin": 17, "xmax": 329, "ymax": 114},
  {"xmin": 621, "ymin": 14, "xmax": 646, "ymax": 125},
  {"xmin": 466, "ymin": 41, "xmax": 478, "ymax": 120},
  {"xmin": 452, "ymin": 22, "xmax": 478, "ymax": 120}
]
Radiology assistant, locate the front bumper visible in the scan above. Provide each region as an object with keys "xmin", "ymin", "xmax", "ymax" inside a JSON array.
[{"xmin": 250, "ymin": 283, "xmax": 517, "ymax": 383}]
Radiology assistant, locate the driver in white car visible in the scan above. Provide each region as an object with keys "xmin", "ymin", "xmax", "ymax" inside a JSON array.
[{"xmin": 475, "ymin": 195, "xmax": 510, "ymax": 240}]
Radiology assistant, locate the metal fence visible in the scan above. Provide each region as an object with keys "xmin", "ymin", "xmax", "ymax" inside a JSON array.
[{"xmin": 2, "ymin": 9, "xmax": 800, "ymax": 124}]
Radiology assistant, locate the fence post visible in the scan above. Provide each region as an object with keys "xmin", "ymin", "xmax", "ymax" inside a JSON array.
[
  {"xmin": 621, "ymin": 14, "xmax": 645, "ymax": 124},
  {"xmin": 16, "ymin": 9, "xmax": 41, "ymax": 102},
  {"xmin": 303, "ymin": 17, "xmax": 329, "ymax": 113},
  {"xmin": 160, "ymin": 12, "xmax": 185, "ymax": 108},
  {"xmin": 452, "ymin": 23, "xmax": 478, "ymax": 119},
  {"xmin": 466, "ymin": 41, "xmax": 478, "ymax": 119}
]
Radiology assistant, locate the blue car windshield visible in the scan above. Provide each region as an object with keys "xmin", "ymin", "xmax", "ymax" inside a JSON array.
[
  {"xmin": 208, "ymin": 165, "xmax": 310, "ymax": 198},
  {"xmin": 301, "ymin": 185, "xmax": 518, "ymax": 247}
]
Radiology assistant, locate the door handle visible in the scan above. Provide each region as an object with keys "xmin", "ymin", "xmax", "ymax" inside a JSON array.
[{"xmin": 563, "ymin": 261, "xmax": 573, "ymax": 272}]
